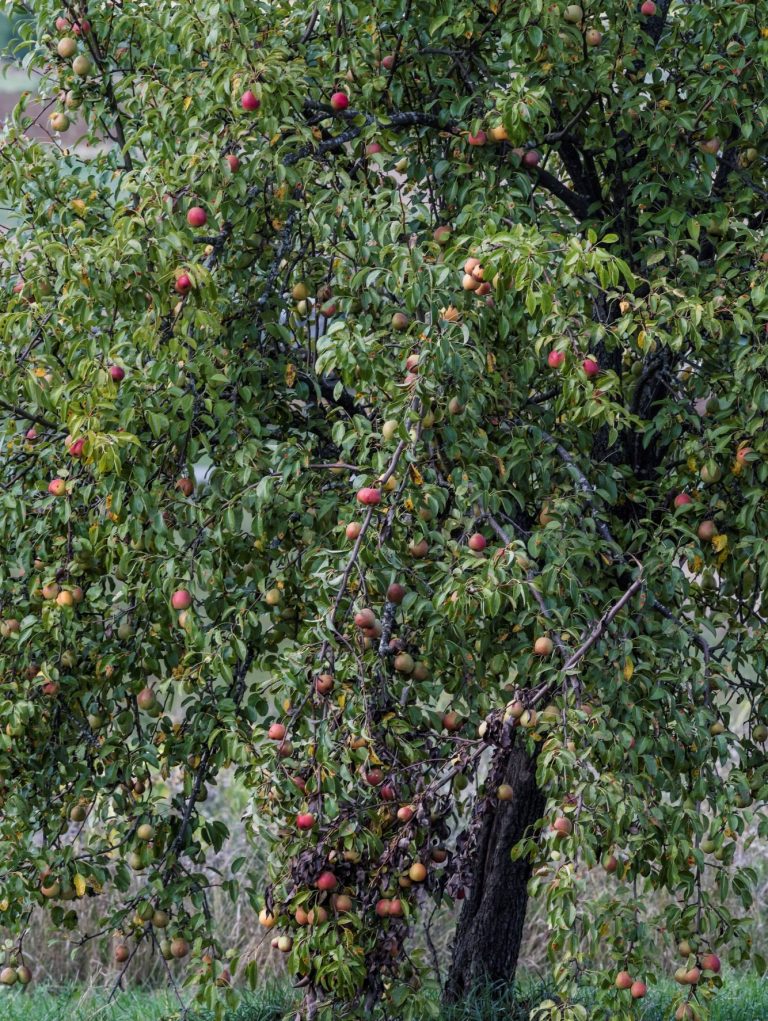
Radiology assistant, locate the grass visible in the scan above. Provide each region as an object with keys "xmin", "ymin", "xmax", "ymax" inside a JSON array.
[{"xmin": 1, "ymin": 973, "xmax": 766, "ymax": 1021}]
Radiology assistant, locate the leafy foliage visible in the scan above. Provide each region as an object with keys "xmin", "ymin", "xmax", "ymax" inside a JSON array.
[{"xmin": 0, "ymin": 1, "xmax": 766, "ymax": 1019}]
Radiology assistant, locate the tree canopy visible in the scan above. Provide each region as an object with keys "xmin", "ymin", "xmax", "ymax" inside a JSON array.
[{"xmin": 0, "ymin": 1, "xmax": 766, "ymax": 1019}]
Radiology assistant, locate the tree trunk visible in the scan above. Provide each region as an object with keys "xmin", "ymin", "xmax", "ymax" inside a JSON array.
[{"xmin": 445, "ymin": 737, "xmax": 545, "ymax": 1001}]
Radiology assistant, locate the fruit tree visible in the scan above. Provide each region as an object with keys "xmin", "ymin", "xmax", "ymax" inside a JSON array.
[{"xmin": 0, "ymin": 1, "xmax": 766, "ymax": 1019}]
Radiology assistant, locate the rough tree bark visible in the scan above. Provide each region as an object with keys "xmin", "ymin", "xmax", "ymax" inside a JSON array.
[{"xmin": 445, "ymin": 736, "xmax": 545, "ymax": 1000}]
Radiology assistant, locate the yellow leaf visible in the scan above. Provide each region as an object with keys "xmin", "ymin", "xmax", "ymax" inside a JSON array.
[
  {"xmin": 73, "ymin": 874, "xmax": 86, "ymax": 898},
  {"xmin": 486, "ymin": 351, "xmax": 496, "ymax": 373},
  {"xmin": 623, "ymin": 659, "xmax": 634, "ymax": 682},
  {"xmin": 692, "ymin": 555, "xmax": 703, "ymax": 573},
  {"xmin": 687, "ymin": 455, "xmax": 698, "ymax": 472},
  {"xmin": 285, "ymin": 362, "xmax": 296, "ymax": 387},
  {"xmin": 711, "ymin": 533, "xmax": 728, "ymax": 553},
  {"xmin": 409, "ymin": 463, "xmax": 424, "ymax": 486},
  {"xmin": 637, "ymin": 330, "xmax": 646, "ymax": 349}
]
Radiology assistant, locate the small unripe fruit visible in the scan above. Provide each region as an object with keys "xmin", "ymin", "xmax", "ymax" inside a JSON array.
[
  {"xmin": 72, "ymin": 54, "xmax": 92, "ymax": 76},
  {"xmin": 57, "ymin": 37, "xmax": 77, "ymax": 58},
  {"xmin": 408, "ymin": 862, "xmax": 427, "ymax": 882},
  {"xmin": 394, "ymin": 653, "xmax": 415, "ymax": 674},
  {"xmin": 497, "ymin": 784, "xmax": 514, "ymax": 801},
  {"xmin": 391, "ymin": 311, "xmax": 410, "ymax": 331},
  {"xmin": 136, "ymin": 823, "xmax": 155, "ymax": 842}
]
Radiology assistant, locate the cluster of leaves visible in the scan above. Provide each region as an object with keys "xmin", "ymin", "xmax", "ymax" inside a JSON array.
[{"xmin": 0, "ymin": 0, "xmax": 765, "ymax": 1019}]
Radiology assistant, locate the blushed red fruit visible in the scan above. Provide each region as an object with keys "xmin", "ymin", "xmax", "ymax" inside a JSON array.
[
  {"xmin": 697, "ymin": 520, "xmax": 716, "ymax": 541},
  {"xmin": 552, "ymin": 816, "xmax": 572, "ymax": 837},
  {"xmin": 388, "ymin": 898, "xmax": 404, "ymax": 917},
  {"xmin": 175, "ymin": 273, "xmax": 192, "ymax": 295},
  {"xmin": 582, "ymin": 357, "xmax": 600, "ymax": 377},
  {"xmin": 226, "ymin": 154, "xmax": 240, "ymax": 172},
  {"xmin": 241, "ymin": 90, "xmax": 260, "ymax": 111},
  {"xmin": 700, "ymin": 953, "xmax": 720, "ymax": 973},
  {"xmin": 72, "ymin": 18, "xmax": 90, "ymax": 34},
  {"xmin": 523, "ymin": 149, "xmax": 541, "ymax": 167},
  {"xmin": 615, "ymin": 971, "xmax": 633, "ymax": 990},
  {"xmin": 186, "ymin": 206, "xmax": 207, "ymax": 228},
  {"xmin": 547, "ymin": 350, "xmax": 565, "ymax": 368},
  {"xmin": 381, "ymin": 54, "xmax": 395, "ymax": 70},
  {"xmin": 48, "ymin": 478, "xmax": 66, "ymax": 497},
  {"xmin": 468, "ymin": 533, "xmax": 487, "ymax": 552},
  {"xmin": 137, "ymin": 686, "xmax": 156, "ymax": 710},
  {"xmin": 69, "ymin": 437, "xmax": 85, "ymax": 457},
  {"xmin": 468, "ymin": 131, "xmax": 487, "ymax": 146},
  {"xmin": 55, "ymin": 16, "xmax": 69, "ymax": 30},
  {"xmin": 387, "ymin": 582, "xmax": 406, "ymax": 604},
  {"xmin": 365, "ymin": 768, "xmax": 384, "ymax": 786},
  {"xmin": 296, "ymin": 812, "xmax": 315, "ymax": 830},
  {"xmin": 330, "ymin": 92, "xmax": 349, "ymax": 111},
  {"xmin": 26, "ymin": 427, "xmax": 37, "ymax": 440},
  {"xmin": 674, "ymin": 492, "xmax": 693, "ymax": 508},
  {"xmin": 354, "ymin": 608, "xmax": 376, "ymax": 629},
  {"xmin": 345, "ymin": 521, "xmax": 362, "ymax": 540},
  {"xmin": 315, "ymin": 870, "xmax": 338, "ymax": 891},
  {"xmin": 171, "ymin": 589, "xmax": 192, "ymax": 610},
  {"xmin": 380, "ymin": 784, "xmax": 396, "ymax": 801},
  {"xmin": 442, "ymin": 711, "xmax": 461, "ymax": 732},
  {"xmin": 315, "ymin": 672, "xmax": 334, "ymax": 694},
  {"xmin": 375, "ymin": 898, "xmax": 391, "ymax": 917},
  {"xmin": 268, "ymin": 722, "xmax": 286, "ymax": 741},
  {"xmin": 397, "ymin": 804, "xmax": 415, "ymax": 822},
  {"xmin": 366, "ymin": 142, "xmax": 382, "ymax": 155},
  {"xmin": 357, "ymin": 487, "xmax": 381, "ymax": 505},
  {"xmin": 109, "ymin": 364, "xmax": 125, "ymax": 382},
  {"xmin": 177, "ymin": 477, "xmax": 194, "ymax": 497},
  {"xmin": 640, "ymin": 0, "xmax": 656, "ymax": 13},
  {"xmin": 630, "ymin": 981, "xmax": 647, "ymax": 999}
]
